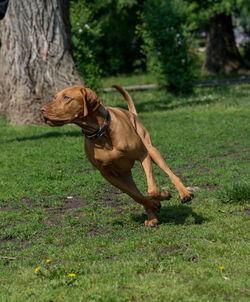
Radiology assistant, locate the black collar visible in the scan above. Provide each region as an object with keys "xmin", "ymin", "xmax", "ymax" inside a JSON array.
[{"xmin": 82, "ymin": 110, "xmax": 111, "ymax": 141}]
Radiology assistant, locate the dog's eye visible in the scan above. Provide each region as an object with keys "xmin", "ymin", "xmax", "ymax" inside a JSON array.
[{"xmin": 63, "ymin": 96, "xmax": 72, "ymax": 103}]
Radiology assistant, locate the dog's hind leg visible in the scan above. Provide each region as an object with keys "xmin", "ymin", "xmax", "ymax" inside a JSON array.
[
  {"xmin": 140, "ymin": 153, "xmax": 171, "ymax": 201},
  {"xmin": 147, "ymin": 146, "xmax": 194, "ymax": 203},
  {"xmin": 137, "ymin": 125, "xmax": 194, "ymax": 203},
  {"xmin": 100, "ymin": 170, "xmax": 161, "ymax": 226}
]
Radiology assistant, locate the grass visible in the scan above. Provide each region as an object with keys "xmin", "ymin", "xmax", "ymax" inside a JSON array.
[
  {"xmin": 218, "ymin": 182, "xmax": 250, "ymax": 204},
  {"xmin": 0, "ymin": 81, "xmax": 250, "ymax": 301},
  {"xmin": 100, "ymin": 72, "xmax": 158, "ymax": 88}
]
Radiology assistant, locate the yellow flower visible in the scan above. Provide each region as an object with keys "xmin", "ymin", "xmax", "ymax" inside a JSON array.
[
  {"xmin": 35, "ymin": 267, "xmax": 41, "ymax": 273},
  {"xmin": 220, "ymin": 266, "xmax": 225, "ymax": 270},
  {"xmin": 206, "ymin": 104, "xmax": 209, "ymax": 107},
  {"xmin": 46, "ymin": 259, "xmax": 52, "ymax": 263},
  {"xmin": 68, "ymin": 273, "xmax": 76, "ymax": 277}
]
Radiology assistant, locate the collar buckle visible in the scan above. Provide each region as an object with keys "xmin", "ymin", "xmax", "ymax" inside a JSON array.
[{"xmin": 82, "ymin": 110, "xmax": 111, "ymax": 141}]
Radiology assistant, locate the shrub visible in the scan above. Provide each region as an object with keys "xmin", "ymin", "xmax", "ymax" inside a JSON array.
[
  {"xmin": 70, "ymin": 1, "xmax": 102, "ymax": 89},
  {"xmin": 140, "ymin": 0, "xmax": 196, "ymax": 94},
  {"xmin": 70, "ymin": 0, "xmax": 144, "ymax": 79}
]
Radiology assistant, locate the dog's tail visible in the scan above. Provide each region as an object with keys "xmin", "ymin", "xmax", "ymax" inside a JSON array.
[{"xmin": 111, "ymin": 84, "xmax": 137, "ymax": 115}]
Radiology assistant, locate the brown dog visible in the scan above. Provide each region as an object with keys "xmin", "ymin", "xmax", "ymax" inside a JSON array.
[{"xmin": 41, "ymin": 85, "xmax": 194, "ymax": 226}]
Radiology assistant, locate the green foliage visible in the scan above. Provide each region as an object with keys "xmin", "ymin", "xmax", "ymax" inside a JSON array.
[
  {"xmin": 70, "ymin": 1, "xmax": 102, "ymax": 89},
  {"xmin": 140, "ymin": 0, "xmax": 196, "ymax": 94},
  {"xmin": 70, "ymin": 0, "xmax": 144, "ymax": 79},
  {"xmin": 184, "ymin": 0, "xmax": 250, "ymax": 22},
  {"xmin": 70, "ymin": 0, "xmax": 250, "ymax": 83}
]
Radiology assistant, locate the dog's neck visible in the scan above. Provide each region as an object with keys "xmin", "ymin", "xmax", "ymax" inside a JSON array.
[{"xmin": 75, "ymin": 104, "xmax": 109, "ymax": 133}]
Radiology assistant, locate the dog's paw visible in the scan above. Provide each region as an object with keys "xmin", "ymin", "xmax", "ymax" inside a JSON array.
[
  {"xmin": 181, "ymin": 193, "xmax": 194, "ymax": 203},
  {"xmin": 148, "ymin": 189, "xmax": 171, "ymax": 201},
  {"xmin": 144, "ymin": 218, "xmax": 159, "ymax": 227},
  {"xmin": 157, "ymin": 190, "xmax": 171, "ymax": 201}
]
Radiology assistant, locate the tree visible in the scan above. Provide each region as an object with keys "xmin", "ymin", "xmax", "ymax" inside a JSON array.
[
  {"xmin": 204, "ymin": 12, "xmax": 248, "ymax": 74},
  {"xmin": 185, "ymin": 0, "xmax": 250, "ymax": 75},
  {"xmin": 0, "ymin": 0, "xmax": 83, "ymax": 125}
]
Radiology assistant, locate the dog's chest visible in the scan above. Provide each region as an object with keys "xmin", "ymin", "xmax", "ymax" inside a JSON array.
[{"xmin": 85, "ymin": 137, "xmax": 143, "ymax": 172}]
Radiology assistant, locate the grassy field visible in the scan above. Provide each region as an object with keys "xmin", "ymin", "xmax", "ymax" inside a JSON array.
[{"xmin": 0, "ymin": 82, "xmax": 249, "ymax": 301}]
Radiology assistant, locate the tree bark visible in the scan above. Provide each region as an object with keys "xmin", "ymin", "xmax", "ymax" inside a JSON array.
[
  {"xmin": 0, "ymin": 0, "xmax": 84, "ymax": 124},
  {"xmin": 203, "ymin": 13, "xmax": 248, "ymax": 75}
]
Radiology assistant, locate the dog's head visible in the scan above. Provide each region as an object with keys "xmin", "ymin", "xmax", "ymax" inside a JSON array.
[{"xmin": 41, "ymin": 86, "xmax": 101, "ymax": 126}]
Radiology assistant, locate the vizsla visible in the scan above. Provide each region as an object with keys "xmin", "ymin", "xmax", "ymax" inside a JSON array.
[{"xmin": 41, "ymin": 85, "xmax": 194, "ymax": 226}]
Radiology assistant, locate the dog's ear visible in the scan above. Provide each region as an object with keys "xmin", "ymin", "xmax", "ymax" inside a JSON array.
[
  {"xmin": 80, "ymin": 87, "xmax": 89, "ymax": 117},
  {"xmin": 79, "ymin": 87, "xmax": 101, "ymax": 118},
  {"xmin": 84, "ymin": 87, "xmax": 101, "ymax": 112}
]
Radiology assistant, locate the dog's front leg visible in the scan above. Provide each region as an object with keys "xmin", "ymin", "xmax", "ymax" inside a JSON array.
[{"xmin": 100, "ymin": 170, "xmax": 161, "ymax": 226}]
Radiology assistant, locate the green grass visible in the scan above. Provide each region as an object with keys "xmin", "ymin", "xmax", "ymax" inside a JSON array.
[
  {"xmin": 100, "ymin": 72, "xmax": 158, "ymax": 88},
  {"xmin": 0, "ymin": 82, "xmax": 250, "ymax": 301},
  {"xmin": 218, "ymin": 182, "xmax": 250, "ymax": 204}
]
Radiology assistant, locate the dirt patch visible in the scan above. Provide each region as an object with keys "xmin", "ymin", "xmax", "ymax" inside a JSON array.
[
  {"xmin": 173, "ymin": 165, "xmax": 193, "ymax": 176},
  {"xmin": 211, "ymin": 142, "xmax": 249, "ymax": 161},
  {"xmin": 97, "ymin": 184, "xmax": 126, "ymax": 207},
  {"xmin": 0, "ymin": 195, "xmax": 88, "ymax": 212},
  {"xmin": 95, "ymin": 247, "xmax": 109, "ymax": 254},
  {"xmin": 49, "ymin": 195, "xmax": 89, "ymax": 212},
  {"xmin": 157, "ymin": 244, "xmax": 188, "ymax": 254},
  {"xmin": 96, "ymin": 184, "xmax": 134, "ymax": 217},
  {"xmin": 218, "ymin": 208, "xmax": 250, "ymax": 215},
  {"xmin": 211, "ymin": 151, "xmax": 240, "ymax": 160},
  {"xmin": 44, "ymin": 195, "xmax": 89, "ymax": 225},
  {"xmin": 1, "ymin": 234, "xmax": 16, "ymax": 242},
  {"xmin": 0, "ymin": 206, "xmax": 18, "ymax": 212},
  {"xmin": 0, "ymin": 198, "xmax": 43, "ymax": 211},
  {"xmin": 205, "ymin": 183, "xmax": 218, "ymax": 191},
  {"xmin": 230, "ymin": 208, "xmax": 250, "ymax": 215},
  {"xmin": 87, "ymin": 225, "xmax": 109, "ymax": 236},
  {"xmin": 243, "ymin": 208, "xmax": 250, "ymax": 215}
]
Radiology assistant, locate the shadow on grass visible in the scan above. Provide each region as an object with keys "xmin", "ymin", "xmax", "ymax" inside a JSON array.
[
  {"xmin": 132, "ymin": 204, "xmax": 205, "ymax": 225},
  {"xmin": 7, "ymin": 130, "xmax": 82, "ymax": 142},
  {"xmin": 107, "ymin": 95, "xmax": 217, "ymax": 114},
  {"xmin": 135, "ymin": 97, "xmax": 217, "ymax": 113}
]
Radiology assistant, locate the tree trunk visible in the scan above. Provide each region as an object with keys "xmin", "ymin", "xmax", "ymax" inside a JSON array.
[
  {"xmin": 0, "ymin": 0, "xmax": 84, "ymax": 124},
  {"xmin": 203, "ymin": 13, "xmax": 248, "ymax": 75}
]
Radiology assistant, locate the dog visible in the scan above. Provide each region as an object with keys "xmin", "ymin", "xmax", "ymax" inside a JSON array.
[{"xmin": 41, "ymin": 85, "xmax": 194, "ymax": 226}]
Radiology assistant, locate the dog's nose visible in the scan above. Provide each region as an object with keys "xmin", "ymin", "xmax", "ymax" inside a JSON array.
[{"xmin": 40, "ymin": 106, "xmax": 47, "ymax": 113}]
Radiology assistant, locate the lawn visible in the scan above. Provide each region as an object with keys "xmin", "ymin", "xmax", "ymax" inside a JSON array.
[{"xmin": 0, "ymin": 81, "xmax": 249, "ymax": 301}]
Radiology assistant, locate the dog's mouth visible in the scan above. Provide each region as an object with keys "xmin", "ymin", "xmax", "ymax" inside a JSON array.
[{"xmin": 43, "ymin": 117, "xmax": 70, "ymax": 127}]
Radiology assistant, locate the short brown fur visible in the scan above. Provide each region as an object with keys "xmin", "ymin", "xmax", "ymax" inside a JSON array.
[{"xmin": 41, "ymin": 85, "xmax": 194, "ymax": 226}]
